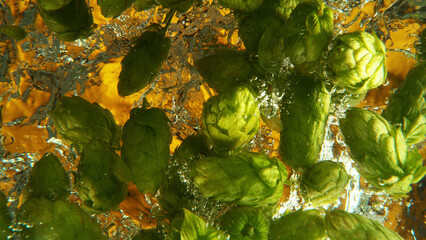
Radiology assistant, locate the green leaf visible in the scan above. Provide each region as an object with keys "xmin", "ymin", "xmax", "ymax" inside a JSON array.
[{"xmin": 181, "ymin": 209, "xmax": 222, "ymax": 240}]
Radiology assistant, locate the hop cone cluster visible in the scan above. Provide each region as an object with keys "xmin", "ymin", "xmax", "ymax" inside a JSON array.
[
  {"xmin": 202, "ymin": 86, "xmax": 260, "ymax": 154},
  {"xmin": 329, "ymin": 31, "xmax": 387, "ymax": 94},
  {"xmin": 339, "ymin": 108, "xmax": 426, "ymax": 196},
  {"xmin": 49, "ymin": 96, "xmax": 120, "ymax": 151}
]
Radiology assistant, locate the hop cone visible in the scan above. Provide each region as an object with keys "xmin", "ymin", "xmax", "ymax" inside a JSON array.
[
  {"xmin": 329, "ymin": 31, "xmax": 387, "ymax": 94},
  {"xmin": 325, "ymin": 209, "xmax": 403, "ymax": 240},
  {"xmin": 193, "ymin": 152, "xmax": 289, "ymax": 207},
  {"xmin": 279, "ymin": 74, "xmax": 331, "ymax": 172},
  {"xmin": 121, "ymin": 101, "xmax": 172, "ymax": 194},
  {"xmin": 382, "ymin": 62, "xmax": 426, "ymax": 145},
  {"xmin": 300, "ymin": 161, "xmax": 350, "ymax": 206},
  {"xmin": 202, "ymin": 86, "xmax": 260, "ymax": 155},
  {"xmin": 218, "ymin": 0, "xmax": 264, "ymax": 13},
  {"xmin": 196, "ymin": 50, "xmax": 259, "ymax": 92},
  {"xmin": 37, "ymin": 0, "xmax": 96, "ymax": 41},
  {"xmin": 0, "ymin": 192, "xmax": 11, "ymax": 240},
  {"xmin": 48, "ymin": 96, "xmax": 120, "ymax": 151},
  {"xmin": 26, "ymin": 154, "xmax": 70, "ymax": 201},
  {"xmin": 118, "ymin": 26, "xmax": 171, "ymax": 96},
  {"xmin": 219, "ymin": 207, "xmax": 269, "ymax": 240},
  {"xmin": 36, "ymin": 0, "xmax": 72, "ymax": 11},
  {"xmin": 16, "ymin": 198, "xmax": 107, "ymax": 240},
  {"xmin": 282, "ymin": 0, "xmax": 334, "ymax": 73},
  {"xmin": 339, "ymin": 107, "xmax": 426, "ymax": 196},
  {"xmin": 97, "ymin": 0, "xmax": 135, "ymax": 18},
  {"xmin": 76, "ymin": 140, "xmax": 128, "ymax": 213},
  {"xmin": 273, "ymin": 0, "xmax": 301, "ymax": 22},
  {"xmin": 269, "ymin": 209, "xmax": 326, "ymax": 240},
  {"xmin": 257, "ymin": 20, "xmax": 286, "ymax": 71}
]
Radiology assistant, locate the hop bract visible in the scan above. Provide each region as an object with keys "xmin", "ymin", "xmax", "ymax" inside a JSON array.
[
  {"xmin": 16, "ymin": 198, "xmax": 107, "ymax": 240},
  {"xmin": 37, "ymin": 0, "xmax": 96, "ymax": 41},
  {"xmin": 329, "ymin": 31, "xmax": 387, "ymax": 94},
  {"xmin": 76, "ymin": 140, "xmax": 128, "ymax": 213},
  {"xmin": 26, "ymin": 154, "xmax": 70, "ymax": 201},
  {"xmin": 279, "ymin": 74, "xmax": 331, "ymax": 172},
  {"xmin": 0, "ymin": 25, "xmax": 27, "ymax": 40},
  {"xmin": 282, "ymin": 0, "xmax": 333, "ymax": 73},
  {"xmin": 325, "ymin": 209, "xmax": 403, "ymax": 240},
  {"xmin": 202, "ymin": 86, "xmax": 260, "ymax": 154},
  {"xmin": 48, "ymin": 96, "xmax": 120, "ymax": 151},
  {"xmin": 219, "ymin": 207, "xmax": 269, "ymax": 240},
  {"xmin": 339, "ymin": 107, "xmax": 426, "ymax": 196},
  {"xmin": 121, "ymin": 102, "xmax": 172, "ymax": 194},
  {"xmin": 382, "ymin": 62, "xmax": 426, "ymax": 145},
  {"xmin": 270, "ymin": 209, "xmax": 326, "ymax": 240},
  {"xmin": 300, "ymin": 161, "xmax": 350, "ymax": 206},
  {"xmin": 97, "ymin": 0, "xmax": 135, "ymax": 18},
  {"xmin": 118, "ymin": 26, "xmax": 171, "ymax": 96},
  {"xmin": 193, "ymin": 152, "xmax": 289, "ymax": 207}
]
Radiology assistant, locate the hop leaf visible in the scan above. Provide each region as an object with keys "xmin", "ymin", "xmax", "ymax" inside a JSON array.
[
  {"xmin": 269, "ymin": 209, "xmax": 326, "ymax": 240},
  {"xmin": 0, "ymin": 25, "xmax": 27, "ymax": 40},
  {"xmin": 300, "ymin": 161, "xmax": 350, "ymax": 206},
  {"xmin": 26, "ymin": 154, "xmax": 70, "ymax": 201},
  {"xmin": 219, "ymin": 207, "xmax": 269, "ymax": 240},
  {"xmin": 76, "ymin": 140, "xmax": 128, "ymax": 213},
  {"xmin": 339, "ymin": 107, "xmax": 426, "ymax": 196},
  {"xmin": 118, "ymin": 27, "xmax": 171, "ymax": 96},
  {"xmin": 180, "ymin": 209, "xmax": 224, "ymax": 240},
  {"xmin": 279, "ymin": 74, "xmax": 331, "ymax": 171},
  {"xmin": 325, "ymin": 210, "xmax": 403, "ymax": 240},
  {"xmin": 37, "ymin": 0, "xmax": 96, "ymax": 41},
  {"xmin": 193, "ymin": 152, "xmax": 289, "ymax": 207},
  {"xmin": 121, "ymin": 102, "xmax": 172, "ymax": 194},
  {"xmin": 329, "ymin": 31, "xmax": 387, "ymax": 94},
  {"xmin": 202, "ymin": 86, "xmax": 260, "ymax": 155},
  {"xmin": 97, "ymin": 0, "xmax": 135, "ymax": 18},
  {"xmin": 36, "ymin": 0, "xmax": 73, "ymax": 11},
  {"xmin": 48, "ymin": 96, "xmax": 120, "ymax": 151}
]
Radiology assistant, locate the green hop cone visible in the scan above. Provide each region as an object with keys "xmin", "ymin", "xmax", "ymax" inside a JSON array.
[
  {"xmin": 97, "ymin": 0, "xmax": 135, "ymax": 18},
  {"xmin": 36, "ymin": 0, "xmax": 73, "ymax": 11},
  {"xmin": 329, "ymin": 31, "xmax": 387, "ymax": 94},
  {"xmin": 300, "ymin": 161, "xmax": 350, "ymax": 206},
  {"xmin": 132, "ymin": 229, "xmax": 163, "ymax": 240},
  {"xmin": 279, "ymin": 74, "xmax": 331, "ymax": 172},
  {"xmin": 339, "ymin": 107, "xmax": 426, "ymax": 196},
  {"xmin": 218, "ymin": 0, "xmax": 264, "ymax": 13},
  {"xmin": 118, "ymin": 25, "xmax": 171, "ymax": 96},
  {"xmin": 193, "ymin": 152, "xmax": 289, "ymax": 207},
  {"xmin": 257, "ymin": 20, "xmax": 286, "ymax": 71},
  {"xmin": 16, "ymin": 198, "xmax": 107, "ymax": 240},
  {"xmin": 273, "ymin": 0, "xmax": 301, "ymax": 22},
  {"xmin": 158, "ymin": 133, "xmax": 212, "ymax": 217},
  {"xmin": 0, "ymin": 192, "xmax": 12, "ymax": 240},
  {"xmin": 219, "ymin": 207, "xmax": 269, "ymax": 240},
  {"xmin": 133, "ymin": 0, "xmax": 158, "ymax": 11},
  {"xmin": 37, "ymin": 0, "xmax": 96, "ymax": 41},
  {"xmin": 26, "ymin": 154, "xmax": 70, "ymax": 201},
  {"xmin": 76, "ymin": 140, "xmax": 128, "ymax": 213},
  {"xmin": 196, "ymin": 50, "xmax": 260, "ymax": 92},
  {"xmin": 282, "ymin": 0, "xmax": 333, "ymax": 73},
  {"xmin": 382, "ymin": 62, "xmax": 426, "ymax": 145},
  {"xmin": 325, "ymin": 209, "xmax": 403, "ymax": 240},
  {"xmin": 202, "ymin": 86, "xmax": 260, "ymax": 155},
  {"xmin": 121, "ymin": 100, "xmax": 172, "ymax": 194},
  {"xmin": 269, "ymin": 209, "xmax": 326, "ymax": 240},
  {"xmin": 48, "ymin": 96, "xmax": 120, "ymax": 151},
  {"xmin": 0, "ymin": 25, "xmax": 27, "ymax": 40}
]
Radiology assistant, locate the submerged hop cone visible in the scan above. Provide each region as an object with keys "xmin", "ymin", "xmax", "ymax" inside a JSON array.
[
  {"xmin": 382, "ymin": 62, "xmax": 426, "ymax": 145},
  {"xmin": 16, "ymin": 199, "xmax": 107, "ymax": 240},
  {"xmin": 97, "ymin": 0, "xmax": 135, "ymax": 18},
  {"xmin": 300, "ymin": 161, "xmax": 350, "ymax": 206},
  {"xmin": 118, "ymin": 26, "xmax": 171, "ymax": 96},
  {"xmin": 121, "ymin": 100, "xmax": 172, "ymax": 194},
  {"xmin": 48, "ymin": 96, "xmax": 120, "ymax": 151},
  {"xmin": 218, "ymin": 0, "xmax": 264, "ymax": 12},
  {"xmin": 279, "ymin": 74, "xmax": 331, "ymax": 171},
  {"xmin": 76, "ymin": 140, "xmax": 128, "ymax": 213},
  {"xmin": 219, "ymin": 207, "xmax": 269, "ymax": 240},
  {"xmin": 325, "ymin": 209, "xmax": 403, "ymax": 240},
  {"xmin": 339, "ymin": 107, "xmax": 426, "ymax": 196},
  {"xmin": 193, "ymin": 152, "xmax": 289, "ymax": 207},
  {"xmin": 329, "ymin": 31, "xmax": 387, "ymax": 94},
  {"xmin": 269, "ymin": 209, "xmax": 326, "ymax": 240},
  {"xmin": 37, "ymin": 0, "xmax": 96, "ymax": 41},
  {"xmin": 202, "ymin": 86, "xmax": 260, "ymax": 154},
  {"xmin": 282, "ymin": 0, "xmax": 334, "ymax": 73},
  {"xmin": 26, "ymin": 154, "xmax": 70, "ymax": 201}
]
